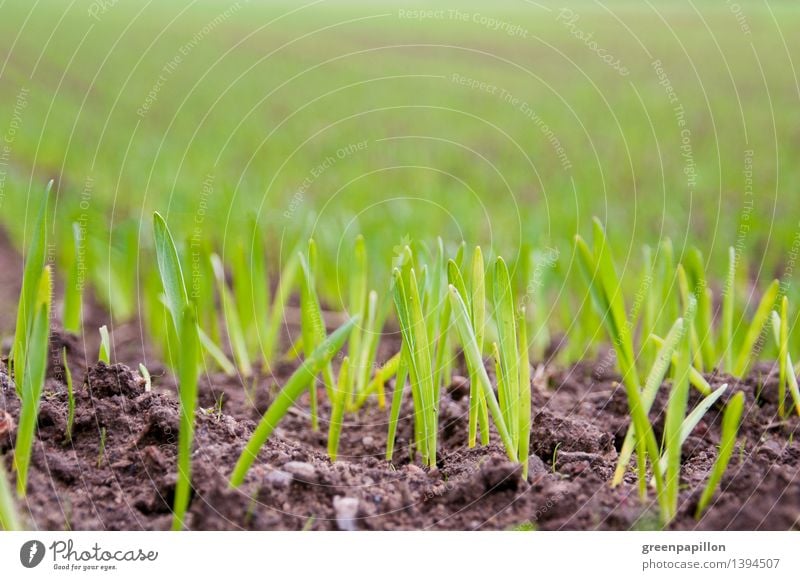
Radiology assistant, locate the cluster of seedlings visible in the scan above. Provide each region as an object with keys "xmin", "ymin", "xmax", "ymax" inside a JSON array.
[{"xmin": 1, "ymin": 184, "xmax": 799, "ymax": 531}]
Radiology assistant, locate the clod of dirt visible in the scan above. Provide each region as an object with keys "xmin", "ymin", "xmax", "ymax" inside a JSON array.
[
  {"xmin": 333, "ymin": 496, "xmax": 360, "ymax": 531},
  {"xmin": 86, "ymin": 362, "xmax": 143, "ymax": 399}
]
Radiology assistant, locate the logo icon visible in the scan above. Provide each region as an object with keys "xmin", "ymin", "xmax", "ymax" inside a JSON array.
[{"xmin": 20, "ymin": 540, "xmax": 46, "ymax": 568}]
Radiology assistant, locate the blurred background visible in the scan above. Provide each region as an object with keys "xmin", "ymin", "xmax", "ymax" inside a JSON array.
[{"xmin": 0, "ymin": 0, "xmax": 798, "ymax": 322}]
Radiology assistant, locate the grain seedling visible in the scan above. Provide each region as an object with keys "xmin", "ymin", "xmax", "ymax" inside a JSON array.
[
  {"xmin": 63, "ymin": 348, "xmax": 76, "ymax": 442},
  {"xmin": 62, "ymin": 222, "xmax": 83, "ymax": 333},
  {"xmin": 0, "ymin": 460, "xmax": 21, "ymax": 530},
  {"xmin": 98, "ymin": 325, "xmax": 111, "ymax": 364},
  {"xmin": 229, "ymin": 316, "xmax": 358, "ymax": 487},
  {"xmin": 733, "ymin": 279, "xmax": 779, "ymax": 378},
  {"xmin": 211, "ymin": 254, "xmax": 253, "ymax": 377},
  {"xmin": 695, "ymin": 392, "xmax": 745, "ymax": 519},
  {"xmin": 575, "ymin": 220, "xmax": 663, "ymax": 498},
  {"xmin": 10, "ymin": 181, "xmax": 51, "ymax": 392},
  {"xmin": 448, "ymin": 283, "xmax": 517, "ymax": 462},
  {"xmin": 770, "ymin": 297, "xmax": 800, "ymax": 417},
  {"xmin": 152, "ymin": 212, "xmax": 202, "ymax": 530},
  {"xmin": 392, "ymin": 265, "xmax": 438, "ymax": 467},
  {"xmin": 14, "ymin": 266, "xmax": 52, "ymax": 497},
  {"xmin": 173, "ymin": 306, "xmax": 200, "ymax": 530},
  {"xmin": 298, "ymin": 239, "xmax": 338, "ymax": 430},
  {"xmin": 328, "ymin": 356, "xmax": 350, "ymax": 462},
  {"xmin": 139, "ymin": 363, "xmax": 152, "ymax": 393}
]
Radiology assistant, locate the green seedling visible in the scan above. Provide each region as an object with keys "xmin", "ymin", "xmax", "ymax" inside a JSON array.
[
  {"xmin": 211, "ymin": 254, "xmax": 253, "ymax": 377},
  {"xmin": 770, "ymin": 300, "xmax": 800, "ymax": 417},
  {"xmin": 14, "ymin": 266, "xmax": 52, "ymax": 497},
  {"xmin": 229, "ymin": 316, "xmax": 357, "ymax": 487},
  {"xmin": 139, "ymin": 363, "xmax": 152, "ymax": 393},
  {"xmin": 733, "ymin": 279, "xmax": 779, "ymax": 377},
  {"xmin": 0, "ymin": 460, "xmax": 21, "ymax": 530},
  {"xmin": 63, "ymin": 348, "xmax": 75, "ymax": 442},
  {"xmin": 172, "ymin": 306, "xmax": 200, "ymax": 531},
  {"xmin": 328, "ymin": 356, "xmax": 350, "ymax": 462},
  {"xmin": 449, "ymin": 284, "xmax": 517, "ymax": 462},
  {"xmin": 98, "ymin": 325, "xmax": 111, "ymax": 364},
  {"xmin": 576, "ymin": 220, "xmax": 663, "ymax": 500},
  {"xmin": 62, "ymin": 222, "xmax": 83, "ymax": 333},
  {"xmin": 695, "ymin": 392, "xmax": 745, "ymax": 518},
  {"xmin": 10, "ymin": 180, "xmax": 51, "ymax": 392}
]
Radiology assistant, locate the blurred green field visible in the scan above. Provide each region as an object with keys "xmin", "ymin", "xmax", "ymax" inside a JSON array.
[{"xmin": 1, "ymin": 0, "xmax": 799, "ymax": 317}]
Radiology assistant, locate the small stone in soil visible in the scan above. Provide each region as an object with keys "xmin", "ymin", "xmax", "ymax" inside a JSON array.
[
  {"xmin": 282, "ymin": 461, "xmax": 317, "ymax": 483},
  {"xmin": 265, "ymin": 469, "xmax": 293, "ymax": 489},
  {"xmin": 361, "ymin": 436, "xmax": 374, "ymax": 447},
  {"xmin": 333, "ymin": 496, "xmax": 359, "ymax": 531}
]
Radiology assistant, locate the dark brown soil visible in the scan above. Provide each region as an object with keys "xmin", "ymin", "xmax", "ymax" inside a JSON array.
[{"xmin": 1, "ymin": 233, "xmax": 799, "ymax": 531}]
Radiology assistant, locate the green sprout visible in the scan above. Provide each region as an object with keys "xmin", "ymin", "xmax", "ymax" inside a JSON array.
[
  {"xmin": 695, "ymin": 392, "xmax": 745, "ymax": 519},
  {"xmin": 98, "ymin": 325, "xmax": 111, "ymax": 364},
  {"xmin": 229, "ymin": 316, "xmax": 358, "ymax": 487},
  {"xmin": 14, "ymin": 266, "xmax": 52, "ymax": 497},
  {"xmin": 63, "ymin": 348, "xmax": 76, "ymax": 442}
]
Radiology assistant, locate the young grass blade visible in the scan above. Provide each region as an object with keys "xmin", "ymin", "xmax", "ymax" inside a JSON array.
[
  {"xmin": 63, "ymin": 348, "xmax": 75, "ymax": 442},
  {"xmin": 493, "ymin": 257, "xmax": 520, "ymax": 451},
  {"xmin": 778, "ymin": 296, "xmax": 788, "ymax": 418},
  {"xmin": 14, "ymin": 266, "xmax": 52, "ymax": 497},
  {"xmin": 211, "ymin": 254, "xmax": 253, "ymax": 377},
  {"xmin": 0, "ymin": 459, "xmax": 20, "ymax": 530},
  {"xmin": 328, "ymin": 357, "xmax": 349, "ymax": 462},
  {"xmin": 648, "ymin": 334, "xmax": 713, "ymax": 396},
  {"xmin": 407, "ymin": 269, "xmax": 436, "ymax": 466},
  {"xmin": 11, "ymin": 180, "xmax": 51, "ymax": 390},
  {"xmin": 262, "ymin": 251, "xmax": 300, "ymax": 369},
  {"xmin": 663, "ymin": 296, "xmax": 696, "ymax": 523},
  {"xmin": 471, "ymin": 248, "xmax": 490, "ymax": 445},
  {"xmin": 449, "ymin": 285, "xmax": 517, "ymax": 462},
  {"xmin": 229, "ymin": 317, "xmax": 357, "ymax": 487},
  {"xmin": 655, "ymin": 384, "xmax": 728, "ymax": 477},
  {"xmin": 393, "ymin": 269, "xmax": 427, "ymax": 462},
  {"xmin": 153, "ymin": 212, "xmax": 189, "ymax": 330},
  {"xmin": 98, "ymin": 325, "xmax": 111, "ymax": 364},
  {"xmin": 733, "ymin": 279, "xmax": 779, "ymax": 377},
  {"xmin": 385, "ymin": 346, "xmax": 409, "ymax": 461},
  {"xmin": 612, "ymin": 318, "xmax": 685, "ymax": 487},
  {"xmin": 770, "ymin": 306, "xmax": 800, "ymax": 417},
  {"xmin": 721, "ymin": 247, "xmax": 736, "ymax": 372},
  {"xmin": 139, "ymin": 363, "xmax": 152, "ymax": 393},
  {"xmin": 684, "ymin": 247, "xmax": 715, "ymax": 369},
  {"xmin": 172, "ymin": 306, "xmax": 200, "ymax": 531},
  {"xmin": 347, "ymin": 236, "xmax": 367, "ymax": 399},
  {"xmin": 517, "ymin": 305, "xmax": 532, "ymax": 479},
  {"xmin": 62, "ymin": 222, "xmax": 83, "ymax": 333},
  {"xmin": 695, "ymin": 391, "xmax": 745, "ymax": 519}
]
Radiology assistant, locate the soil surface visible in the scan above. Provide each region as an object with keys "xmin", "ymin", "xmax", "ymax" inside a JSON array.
[{"xmin": 1, "ymin": 232, "xmax": 799, "ymax": 531}]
